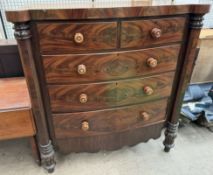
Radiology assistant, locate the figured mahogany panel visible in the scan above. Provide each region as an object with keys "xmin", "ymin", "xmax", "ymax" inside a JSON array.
[
  {"xmin": 43, "ymin": 45, "xmax": 180, "ymax": 84},
  {"xmin": 48, "ymin": 72, "xmax": 174, "ymax": 112},
  {"xmin": 37, "ymin": 22, "xmax": 117, "ymax": 54},
  {"xmin": 53, "ymin": 99, "xmax": 167, "ymax": 138},
  {"xmin": 121, "ymin": 17, "xmax": 186, "ymax": 49}
]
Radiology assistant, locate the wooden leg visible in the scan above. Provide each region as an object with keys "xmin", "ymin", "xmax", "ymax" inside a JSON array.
[
  {"xmin": 29, "ymin": 136, "xmax": 41, "ymax": 165},
  {"xmin": 163, "ymin": 122, "xmax": 179, "ymax": 152}
]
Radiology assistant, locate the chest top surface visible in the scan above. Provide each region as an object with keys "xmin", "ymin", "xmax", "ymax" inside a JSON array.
[{"xmin": 6, "ymin": 1, "xmax": 210, "ymax": 22}]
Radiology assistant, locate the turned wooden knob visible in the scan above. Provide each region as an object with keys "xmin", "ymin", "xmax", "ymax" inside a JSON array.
[
  {"xmin": 151, "ymin": 28, "xmax": 162, "ymax": 39},
  {"xmin": 77, "ymin": 64, "xmax": 86, "ymax": 75},
  {"xmin": 143, "ymin": 86, "xmax": 154, "ymax": 95},
  {"xmin": 140, "ymin": 112, "xmax": 150, "ymax": 121},
  {"xmin": 79, "ymin": 93, "xmax": 88, "ymax": 103},
  {"xmin": 81, "ymin": 121, "xmax": 89, "ymax": 131},
  {"xmin": 74, "ymin": 32, "xmax": 84, "ymax": 43},
  {"xmin": 147, "ymin": 57, "xmax": 158, "ymax": 68}
]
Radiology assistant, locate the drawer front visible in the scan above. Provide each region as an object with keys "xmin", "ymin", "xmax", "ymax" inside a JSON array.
[
  {"xmin": 121, "ymin": 17, "xmax": 186, "ymax": 49},
  {"xmin": 56, "ymin": 122, "xmax": 164, "ymax": 153},
  {"xmin": 48, "ymin": 72, "xmax": 174, "ymax": 112},
  {"xmin": 37, "ymin": 22, "xmax": 117, "ymax": 54},
  {"xmin": 43, "ymin": 45, "xmax": 180, "ymax": 84},
  {"xmin": 53, "ymin": 99, "xmax": 167, "ymax": 138},
  {"xmin": 0, "ymin": 109, "xmax": 35, "ymax": 140}
]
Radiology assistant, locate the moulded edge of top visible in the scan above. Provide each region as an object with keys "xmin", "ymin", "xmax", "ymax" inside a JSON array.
[{"xmin": 5, "ymin": 4, "xmax": 210, "ymax": 23}]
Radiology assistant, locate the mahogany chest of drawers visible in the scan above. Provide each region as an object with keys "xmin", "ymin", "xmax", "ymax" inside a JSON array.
[{"xmin": 6, "ymin": 2, "xmax": 210, "ymax": 173}]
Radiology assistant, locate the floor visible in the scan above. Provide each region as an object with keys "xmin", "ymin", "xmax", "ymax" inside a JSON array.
[{"xmin": 0, "ymin": 123, "xmax": 213, "ymax": 175}]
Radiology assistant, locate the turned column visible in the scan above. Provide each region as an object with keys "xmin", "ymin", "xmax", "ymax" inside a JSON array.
[
  {"xmin": 163, "ymin": 14, "xmax": 205, "ymax": 152},
  {"xmin": 13, "ymin": 22, "xmax": 55, "ymax": 172}
]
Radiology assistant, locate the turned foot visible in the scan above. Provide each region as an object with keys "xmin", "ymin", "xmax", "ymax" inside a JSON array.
[
  {"xmin": 39, "ymin": 140, "xmax": 56, "ymax": 173},
  {"xmin": 163, "ymin": 122, "xmax": 179, "ymax": 152}
]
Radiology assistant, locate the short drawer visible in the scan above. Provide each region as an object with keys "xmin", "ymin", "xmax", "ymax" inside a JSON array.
[
  {"xmin": 121, "ymin": 17, "xmax": 186, "ymax": 49},
  {"xmin": 37, "ymin": 22, "xmax": 117, "ymax": 54},
  {"xmin": 43, "ymin": 45, "xmax": 180, "ymax": 84},
  {"xmin": 48, "ymin": 72, "xmax": 174, "ymax": 112},
  {"xmin": 53, "ymin": 99, "xmax": 167, "ymax": 138}
]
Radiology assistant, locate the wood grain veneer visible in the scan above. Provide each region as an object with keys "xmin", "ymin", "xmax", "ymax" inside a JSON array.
[
  {"xmin": 56, "ymin": 122, "xmax": 165, "ymax": 153},
  {"xmin": 121, "ymin": 17, "xmax": 186, "ymax": 49},
  {"xmin": 53, "ymin": 99, "xmax": 167, "ymax": 138},
  {"xmin": 48, "ymin": 72, "xmax": 174, "ymax": 113},
  {"xmin": 38, "ymin": 22, "xmax": 117, "ymax": 54},
  {"xmin": 43, "ymin": 45, "xmax": 180, "ymax": 84}
]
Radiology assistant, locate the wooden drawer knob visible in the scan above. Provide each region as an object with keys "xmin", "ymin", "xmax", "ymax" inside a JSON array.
[
  {"xmin": 79, "ymin": 93, "xmax": 88, "ymax": 103},
  {"xmin": 140, "ymin": 112, "xmax": 150, "ymax": 121},
  {"xmin": 81, "ymin": 121, "xmax": 89, "ymax": 131},
  {"xmin": 151, "ymin": 28, "xmax": 162, "ymax": 39},
  {"xmin": 147, "ymin": 57, "xmax": 158, "ymax": 68},
  {"xmin": 77, "ymin": 64, "xmax": 86, "ymax": 75},
  {"xmin": 74, "ymin": 32, "xmax": 84, "ymax": 43},
  {"xmin": 143, "ymin": 86, "xmax": 154, "ymax": 95}
]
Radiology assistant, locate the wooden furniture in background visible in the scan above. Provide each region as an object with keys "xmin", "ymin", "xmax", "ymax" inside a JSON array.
[
  {"xmin": 191, "ymin": 29, "xmax": 213, "ymax": 83},
  {"xmin": 6, "ymin": 2, "xmax": 210, "ymax": 173},
  {"xmin": 0, "ymin": 78, "xmax": 40, "ymax": 164}
]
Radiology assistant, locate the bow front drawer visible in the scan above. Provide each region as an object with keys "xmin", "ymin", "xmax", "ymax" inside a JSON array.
[
  {"xmin": 43, "ymin": 45, "xmax": 180, "ymax": 84},
  {"xmin": 48, "ymin": 72, "xmax": 174, "ymax": 113},
  {"xmin": 53, "ymin": 99, "xmax": 167, "ymax": 138},
  {"xmin": 37, "ymin": 22, "xmax": 117, "ymax": 54},
  {"xmin": 121, "ymin": 17, "xmax": 186, "ymax": 49}
]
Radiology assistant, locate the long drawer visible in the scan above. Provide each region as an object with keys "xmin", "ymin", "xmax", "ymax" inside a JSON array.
[
  {"xmin": 121, "ymin": 17, "xmax": 186, "ymax": 49},
  {"xmin": 43, "ymin": 45, "xmax": 180, "ymax": 84},
  {"xmin": 53, "ymin": 99, "xmax": 168, "ymax": 139},
  {"xmin": 48, "ymin": 72, "xmax": 174, "ymax": 112},
  {"xmin": 37, "ymin": 22, "xmax": 117, "ymax": 54}
]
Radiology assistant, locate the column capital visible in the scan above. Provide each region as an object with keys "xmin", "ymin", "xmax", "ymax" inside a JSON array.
[
  {"xmin": 190, "ymin": 14, "xmax": 205, "ymax": 29},
  {"xmin": 14, "ymin": 23, "xmax": 31, "ymax": 40}
]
